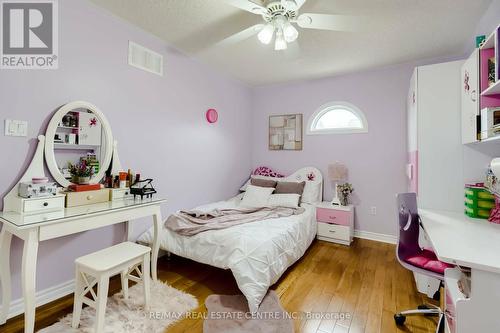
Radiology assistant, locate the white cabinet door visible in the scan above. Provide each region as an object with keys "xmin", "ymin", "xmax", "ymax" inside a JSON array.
[
  {"xmin": 461, "ymin": 49, "xmax": 479, "ymax": 144},
  {"xmin": 78, "ymin": 112, "xmax": 102, "ymax": 146}
]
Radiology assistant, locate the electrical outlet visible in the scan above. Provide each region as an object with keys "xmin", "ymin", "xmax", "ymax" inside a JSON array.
[{"xmin": 370, "ymin": 206, "xmax": 377, "ymax": 215}]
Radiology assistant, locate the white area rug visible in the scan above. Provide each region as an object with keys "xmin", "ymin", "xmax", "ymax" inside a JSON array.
[{"xmin": 39, "ymin": 280, "xmax": 197, "ymax": 333}]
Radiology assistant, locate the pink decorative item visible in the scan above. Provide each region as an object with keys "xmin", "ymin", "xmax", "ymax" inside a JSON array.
[
  {"xmin": 32, "ymin": 177, "xmax": 49, "ymax": 184},
  {"xmin": 488, "ymin": 196, "xmax": 500, "ymax": 224},
  {"xmin": 206, "ymin": 109, "xmax": 218, "ymax": 123},
  {"xmin": 252, "ymin": 166, "xmax": 285, "ymax": 178}
]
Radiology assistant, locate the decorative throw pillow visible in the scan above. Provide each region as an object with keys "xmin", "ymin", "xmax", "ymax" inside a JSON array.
[
  {"xmin": 268, "ymin": 194, "xmax": 300, "ymax": 209},
  {"xmin": 275, "ymin": 181, "xmax": 306, "ymax": 196},
  {"xmin": 240, "ymin": 175, "xmax": 279, "ymax": 192},
  {"xmin": 240, "ymin": 185, "xmax": 275, "ymax": 208},
  {"xmin": 251, "ymin": 177, "xmax": 277, "ymax": 188},
  {"xmin": 252, "ymin": 166, "xmax": 285, "ymax": 178}
]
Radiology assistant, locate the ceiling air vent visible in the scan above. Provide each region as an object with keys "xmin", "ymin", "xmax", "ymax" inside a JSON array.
[{"xmin": 128, "ymin": 41, "xmax": 163, "ymax": 76}]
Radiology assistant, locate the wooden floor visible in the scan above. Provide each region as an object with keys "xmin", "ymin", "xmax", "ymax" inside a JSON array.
[{"xmin": 2, "ymin": 238, "xmax": 439, "ymax": 333}]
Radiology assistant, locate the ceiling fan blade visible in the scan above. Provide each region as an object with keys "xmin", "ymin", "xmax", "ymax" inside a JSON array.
[
  {"xmin": 214, "ymin": 24, "xmax": 264, "ymax": 48},
  {"xmin": 294, "ymin": 0, "xmax": 307, "ymax": 10},
  {"xmin": 296, "ymin": 13, "xmax": 362, "ymax": 32},
  {"xmin": 222, "ymin": 0, "xmax": 266, "ymax": 15},
  {"xmin": 281, "ymin": 0, "xmax": 307, "ymax": 11}
]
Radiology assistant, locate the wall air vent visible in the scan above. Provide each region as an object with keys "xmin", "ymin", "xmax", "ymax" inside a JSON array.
[{"xmin": 128, "ymin": 41, "xmax": 163, "ymax": 76}]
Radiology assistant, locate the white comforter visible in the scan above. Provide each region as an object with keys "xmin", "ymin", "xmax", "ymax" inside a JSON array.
[{"xmin": 138, "ymin": 197, "xmax": 317, "ymax": 312}]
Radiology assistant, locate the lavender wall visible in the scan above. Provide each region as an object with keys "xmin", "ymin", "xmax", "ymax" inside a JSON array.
[
  {"xmin": 251, "ymin": 64, "xmax": 416, "ymax": 237},
  {"xmin": 0, "ymin": 0, "xmax": 252, "ymax": 302}
]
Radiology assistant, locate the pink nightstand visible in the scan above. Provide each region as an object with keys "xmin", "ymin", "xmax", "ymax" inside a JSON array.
[{"xmin": 315, "ymin": 201, "xmax": 354, "ymax": 246}]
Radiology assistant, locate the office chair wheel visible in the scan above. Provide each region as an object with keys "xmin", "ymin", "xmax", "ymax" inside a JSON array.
[{"xmin": 394, "ymin": 313, "xmax": 406, "ymax": 325}]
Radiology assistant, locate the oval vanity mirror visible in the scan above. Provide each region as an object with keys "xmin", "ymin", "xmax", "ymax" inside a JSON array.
[{"xmin": 44, "ymin": 101, "xmax": 113, "ymax": 188}]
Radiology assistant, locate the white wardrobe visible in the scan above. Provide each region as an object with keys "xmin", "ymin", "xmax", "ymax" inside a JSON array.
[{"xmin": 407, "ymin": 60, "xmax": 465, "ymax": 213}]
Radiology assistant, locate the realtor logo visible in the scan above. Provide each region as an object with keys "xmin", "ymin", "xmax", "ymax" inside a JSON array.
[{"xmin": 1, "ymin": 0, "xmax": 58, "ymax": 69}]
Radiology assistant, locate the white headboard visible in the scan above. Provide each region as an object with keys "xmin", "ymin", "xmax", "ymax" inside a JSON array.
[{"xmin": 283, "ymin": 167, "xmax": 323, "ymax": 202}]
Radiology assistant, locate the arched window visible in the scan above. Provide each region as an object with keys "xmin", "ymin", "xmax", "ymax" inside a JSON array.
[{"xmin": 307, "ymin": 102, "xmax": 368, "ymax": 135}]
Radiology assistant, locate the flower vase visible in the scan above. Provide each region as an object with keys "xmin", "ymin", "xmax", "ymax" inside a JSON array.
[{"xmin": 77, "ymin": 176, "xmax": 90, "ymax": 185}]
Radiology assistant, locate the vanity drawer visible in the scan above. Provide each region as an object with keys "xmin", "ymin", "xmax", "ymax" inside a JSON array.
[
  {"xmin": 109, "ymin": 188, "xmax": 131, "ymax": 201},
  {"xmin": 317, "ymin": 222, "xmax": 350, "ymax": 241},
  {"xmin": 66, "ymin": 189, "xmax": 109, "ymax": 208},
  {"xmin": 23, "ymin": 196, "xmax": 65, "ymax": 213},
  {"xmin": 316, "ymin": 208, "xmax": 350, "ymax": 226}
]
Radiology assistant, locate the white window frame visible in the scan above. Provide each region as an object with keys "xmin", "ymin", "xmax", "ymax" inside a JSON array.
[{"xmin": 306, "ymin": 101, "xmax": 368, "ymax": 135}]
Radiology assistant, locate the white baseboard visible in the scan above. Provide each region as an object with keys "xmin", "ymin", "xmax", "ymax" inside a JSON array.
[
  {"xmin": 1, "ymin": 279, "xmax": 75, "ymax": 320},
  {"xmin": 354, "ymin": 229, "xmax": 397, "ymax": 244}
]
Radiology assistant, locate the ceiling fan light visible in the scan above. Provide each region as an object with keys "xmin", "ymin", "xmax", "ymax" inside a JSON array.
[
  {"xmin": 258, "ymin": 23, "xmax": 275, "ymax": 45},
  {"xmin": 275, "ymin": 30, "xmax": 287, "ymax": 50},
  {"xmin": 283, "ymin": 22, "xmax": 299, "ymax": 42}
]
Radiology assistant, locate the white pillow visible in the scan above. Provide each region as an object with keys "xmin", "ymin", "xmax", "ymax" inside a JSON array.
[
  {"xmin": 267, "ymin": 194, "xmax": 300, "ymax": 209},
  {"xmin": 240, "ymin": 185, "xmax": 275, "ymax": 208},
  {"xmin": 301, "ymin": 181, "xmax": 322, "ymax": 204},
  {"xmin": 239, "ymin": 175, "xmax": 322, "ymax": 204}
]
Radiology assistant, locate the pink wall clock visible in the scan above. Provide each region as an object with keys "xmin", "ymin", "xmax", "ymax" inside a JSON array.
[{"xmin": 206, "ymin": 108, "xmax": 218, "ymax": 123}]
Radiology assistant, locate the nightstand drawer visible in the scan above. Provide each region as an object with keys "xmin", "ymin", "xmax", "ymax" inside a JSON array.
[
  {"xmin": 317, "ymin": 222, "xmax": 350, "ymax": 241},
  {"xmin": 316, "ymin": 207, "xmax": 350, "ymax": 226}
]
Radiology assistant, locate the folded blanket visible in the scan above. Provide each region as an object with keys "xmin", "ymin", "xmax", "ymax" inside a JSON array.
[{"xmin": 165, "ymin": 206, "xmax": 305, "ymax": 236}]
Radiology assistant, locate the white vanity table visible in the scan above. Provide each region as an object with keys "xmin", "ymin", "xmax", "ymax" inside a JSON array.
[
  {"xmin": 0, "ymin": 101, "xmax": 166, "ymax": 333},
  {"xmin": 0, "ymin": 198, "xmax": 165, "ymax": 333}
]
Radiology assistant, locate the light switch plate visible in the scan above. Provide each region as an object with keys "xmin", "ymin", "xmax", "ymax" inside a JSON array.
[{"xmin": 4, "ymin": 119, "xmax": 28, "ymax": 137}]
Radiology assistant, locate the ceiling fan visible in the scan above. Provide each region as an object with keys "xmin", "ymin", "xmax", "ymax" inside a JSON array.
[{"xmin": 220, "ymin": 0, "xmax": 361, "ymax": 51}]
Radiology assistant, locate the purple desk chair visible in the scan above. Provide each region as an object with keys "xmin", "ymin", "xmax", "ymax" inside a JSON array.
[{"xmin": 394, "ymin": 193, "xmax": 452, "ymax": 332}]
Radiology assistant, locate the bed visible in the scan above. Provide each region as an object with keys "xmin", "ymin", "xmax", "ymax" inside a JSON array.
[{"xmin": 137, "ymin": 167, "xmax": 323, "ymax": 312}]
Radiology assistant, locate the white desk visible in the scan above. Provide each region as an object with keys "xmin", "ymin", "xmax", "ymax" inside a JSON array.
[
  {"xmin": 419, "ymin": 209, "xmax": 500, "ymax": 333},
  {"xmin": 0, "ymin": 198, "xmax": 166, "ymax": 333}
]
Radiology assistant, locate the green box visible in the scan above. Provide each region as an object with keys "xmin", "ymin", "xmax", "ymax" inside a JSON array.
[
  {"xmin": 465, "ymin": 197, "xmax": 496, "ymax": 209},
  {"xmin": 464, "ymin": 206, "xmax": 491, "ymax": 219},
  {"xmin": 464, "ymin": 187, "xmax": 495, "ymax": 201}
]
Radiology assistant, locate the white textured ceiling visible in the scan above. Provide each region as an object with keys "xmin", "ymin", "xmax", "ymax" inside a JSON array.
[{"xmin": 89, "ymin": 0, "xmax": 492, "ymax": 85}]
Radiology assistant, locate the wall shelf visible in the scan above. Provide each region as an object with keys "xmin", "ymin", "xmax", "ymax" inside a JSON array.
[
  {"xmin": 466, "ymin": 136, "xmax": 500, "ymax": 156},
  {"xmin": 57, "ymin": 125, "xmax": 78, "ymax": 130},
  {"xmin": 480, "ymin": 29, "xmax": 496, "ymax": 50},
  {"xmin": 54, "ymin": 143, "xmax": 98, "ymax": 150},
  {"xmin": 482, "ymin": 80, "xmax": 500, "ymax": 96}
]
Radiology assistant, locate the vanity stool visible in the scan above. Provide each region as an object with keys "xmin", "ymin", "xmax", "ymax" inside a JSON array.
[{"xmin": 71, "ymin": 242, "xmax": 152, "ymax": 333}]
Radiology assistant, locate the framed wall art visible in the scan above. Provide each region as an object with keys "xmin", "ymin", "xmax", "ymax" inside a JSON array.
[{"xmin": 269, "ymin": 114, "xmax": 303, "ymax": 150}]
